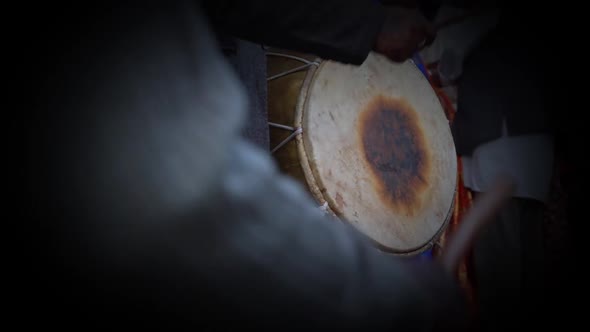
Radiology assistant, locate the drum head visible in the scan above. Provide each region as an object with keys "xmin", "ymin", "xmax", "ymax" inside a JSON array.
[{"xmin": 300, "ymin": 53, "xmax": 457, "ymax": 254}]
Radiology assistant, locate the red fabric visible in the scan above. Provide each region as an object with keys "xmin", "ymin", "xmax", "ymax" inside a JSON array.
[{"xmin": 421, "ymin": 60, "xmax": 478, "ymax": 315}]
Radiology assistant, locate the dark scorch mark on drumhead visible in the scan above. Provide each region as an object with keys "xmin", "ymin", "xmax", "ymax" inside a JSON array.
[{"xmin": 358, "ymin": 95, "xmax": 431, "ymax": 217}]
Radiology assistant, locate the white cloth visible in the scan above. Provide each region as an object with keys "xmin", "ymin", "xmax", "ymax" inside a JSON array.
[{"xmin": 461, "ymin": 121, "xmax": 554, "ymax": 203}]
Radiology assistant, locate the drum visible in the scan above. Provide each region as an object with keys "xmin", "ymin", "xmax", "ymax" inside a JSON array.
[{"xmin": 267, "ymin": 50, "xmax": 457, "ymax": 255}]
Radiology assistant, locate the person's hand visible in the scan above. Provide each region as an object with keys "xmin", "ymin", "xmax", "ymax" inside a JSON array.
[{"xmin": 373, "ymin": 7, "xmax": 435, "ymax": 62}]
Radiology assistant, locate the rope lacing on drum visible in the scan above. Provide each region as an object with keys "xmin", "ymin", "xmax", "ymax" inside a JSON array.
[
  {"xmin": 265, "ymin": 52, "xmax": 320, "ymax": 81},
  {"xmin": 265, "ymin": 51, "xmax": 319, "ymax": 153},
  {"xmin": 268, "ymin": 122, "xmax": 302, "ymax": 154}
]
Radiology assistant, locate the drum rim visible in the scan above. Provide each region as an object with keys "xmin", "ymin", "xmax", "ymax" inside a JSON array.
[{"xmin": 293, "ymin": 56, "xmax": 456, "ymax": 256}]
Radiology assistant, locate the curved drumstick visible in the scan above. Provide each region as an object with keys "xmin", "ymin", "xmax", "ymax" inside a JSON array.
[{"xmin": 440, "ymin": 174, "xmax": 516, "ymax": 274}]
